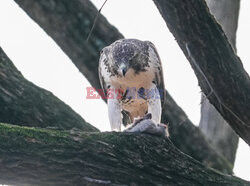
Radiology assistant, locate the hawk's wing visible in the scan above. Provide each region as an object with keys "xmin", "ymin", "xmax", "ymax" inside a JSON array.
[
  {"xmin": 99, "ymin": 49, "xmax": 133, "ymax": 126},
  {"xmin": 146, "ymin": 41, "xmax": 166, "ymax": 108},
  {"xmin": 122, "ymin": 41, "xmax": 166, "ymax": 126},
  {"xmin": 98, "ymin": 48, "xmax": 108, "ymax": 99}
]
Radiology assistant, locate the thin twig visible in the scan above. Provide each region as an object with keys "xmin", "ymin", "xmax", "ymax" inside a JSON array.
[{"xmin": 86, "ymin": 0, "xmax": 108, "ymax": 42}]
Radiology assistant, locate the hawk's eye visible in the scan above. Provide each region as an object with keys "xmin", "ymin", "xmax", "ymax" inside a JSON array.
[{"xmin": 100, "ymin": 48, "xmax": 109, "ymax": 56}]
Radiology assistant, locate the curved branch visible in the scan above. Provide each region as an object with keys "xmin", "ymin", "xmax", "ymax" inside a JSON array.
[
  {"xmin": 0, "ymin": 48, "xmax": 97, "ymax": 132},
  {"xmin": 153, "ymin": 0, "xmax": 250, "ymax": 145},
  {"xmin": 15, "ymin": 0, "xmax": 123, "ymax": 89},
  {"xmin": 199, "ymin": 0, "xmax": 240, "ymax": 165}
]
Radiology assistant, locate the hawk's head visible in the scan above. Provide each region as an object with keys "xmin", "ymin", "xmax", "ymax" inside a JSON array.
[{"xmin": 100, "ymin": 39, "xmax": 152, "ymax": 77}]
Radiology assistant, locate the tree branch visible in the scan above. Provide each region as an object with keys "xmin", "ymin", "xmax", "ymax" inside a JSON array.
[
  {"xmin": 0, "ymin": 122, "xmax": 248, "ymax": 186},
  {"xmin": 0, "ymin": 47, "xmax": 97, "ymax": 132},
  {"xmin": 13, "ymin": 0, "xmax": 233, "ymax": 173},
  {"xmin": 153, "ymin": 0, "xmax": 250, "ymax": 146},
  {"xmin": 199, "ymin": 0, "xmax": 240, "ymax": 165},
  {"xmin": 15, "ymin": 0, "xmax": 123, "ymax": 89}
]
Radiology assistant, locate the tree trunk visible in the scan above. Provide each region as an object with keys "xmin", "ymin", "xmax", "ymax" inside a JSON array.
[
  {"xmin": 0, "ymin": 47, "xmax": 97, "ymax": 132},
  {"xmin": 13, "ymin": 0, "xmax": 233, "ymax": 173},
  {"xmin": 153, "ymin": 0, "xmax": 250, "ymax": 146},
  {"xmin": 0, "ymin": 122, "xmax": 248, "ymax": 186},
  {"xmin": 199, "ymin": 0, "xmax": 240, "ymax": 165}
]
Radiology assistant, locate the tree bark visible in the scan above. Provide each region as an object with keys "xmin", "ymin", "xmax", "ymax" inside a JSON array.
[
  {"xmin": 199, "ymin": 0, "xmax": 240, "ymax": 165},
  {"xmin": 0, "ymin": 47, "xmax": 97, "ymax": 132},
  {"xmin": 13, "ymin": 0, "xmax": 233, "ymax": 173},
  {"xmin": 0, "ymin": 122, "xmax": 248, "ymax": 186},
  {"xmin": 153, "ymin": 0, "xmax": 250, "ymax": 146},
  {"xmin": 162, "ymin": 91, "xmax": 232, "ymax": 174}
]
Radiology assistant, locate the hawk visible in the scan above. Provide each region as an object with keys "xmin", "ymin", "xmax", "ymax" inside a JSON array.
[{"xmin": 99, "ymin": 39, "xmax": 165, "ymax": 131}]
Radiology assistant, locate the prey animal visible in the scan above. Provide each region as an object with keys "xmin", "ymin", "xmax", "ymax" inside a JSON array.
[{"xmin": 99, "ymin": 39, "xmax": 165, "ymax": 131}]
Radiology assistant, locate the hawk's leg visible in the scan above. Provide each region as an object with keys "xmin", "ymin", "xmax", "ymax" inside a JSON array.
[
  {"xmin": 147, "ymin": 84, "xmax": 162, "ymax": 124},
  {"xmin": 108, "ymin": 97, "xmax": 122, "ymax": 131}
]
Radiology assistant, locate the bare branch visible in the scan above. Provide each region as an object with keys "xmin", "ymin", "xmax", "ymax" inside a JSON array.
[{"xmin": 153, "ymin": 0, "xmax": 250, "ymax": 146}]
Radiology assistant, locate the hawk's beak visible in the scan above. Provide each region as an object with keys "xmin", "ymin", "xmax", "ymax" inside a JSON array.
[
  {"xmin": 120, "ymin": 63, "xmax": 127, "ymax": 77},
  {"xmin": 122, "ymin": 68, "xmax": 127, "ymax": 77}
]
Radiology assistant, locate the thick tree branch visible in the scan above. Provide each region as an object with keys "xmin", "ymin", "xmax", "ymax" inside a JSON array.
[
  {"xmin": 15, "ymin": 0, "xmax": 123, "ymax": 89},
  {"xmin": 153, "ymin": 0, "xmax": 250, "ymax": 146},
  {"xmin": 199, "ymin": 0, "xmax": 240, "ymax": 165},
  {"xmin": 0, "ymin": 47, "xmax": 97, "ymax": 132},
  {"xmin": 13, "ymin": 0, "xmax": 233, "ymax": 173},
  {"xmin": 0, "ymin": 122, "xmax": 248, "ymax": 186}
]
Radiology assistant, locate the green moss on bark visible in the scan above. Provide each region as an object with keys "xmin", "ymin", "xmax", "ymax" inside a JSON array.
[{"xmin": 0, "ymin": 123, "xmax": 248, "ymax": 186}]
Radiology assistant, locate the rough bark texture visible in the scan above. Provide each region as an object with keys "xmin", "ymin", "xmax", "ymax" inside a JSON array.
[
  {"xmin": 162, "ymin": 91, "xmax": 232, "ymax": 174},
  {"xmin": 0, "ymin": 47, "xmax": 97, "ymax": 132},
  {"xmin": 199, "ymin": 0, "xmax": 240, "ymax": 165},
  {"xmin": 13, "ymin": 0, "xmax": 233, "ymax": 173},
  {"xmin": 0, "ymin": 122, "xmax": 248, "ymax": 186},
  {"xmin": 153, "ymin": 0, "xmax": 250, "ymax": 146}
]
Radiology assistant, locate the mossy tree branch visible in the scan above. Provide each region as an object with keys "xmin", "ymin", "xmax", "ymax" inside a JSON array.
[
  {"xmin": 153, "ymin": 0, "xmax": 250, "ymax": 146},
  {"xmin": 0, "ymin": 122, "xmax": 248, "ymax": 186},
  {"xmin": 13, "ymin": 0, "xmax": 233, "ymax": 173}
]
